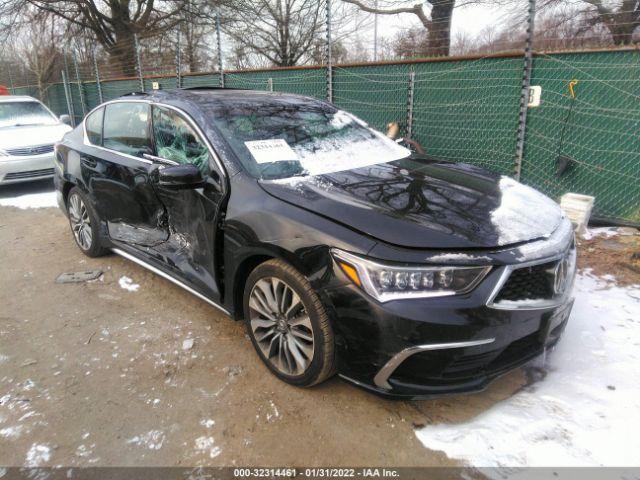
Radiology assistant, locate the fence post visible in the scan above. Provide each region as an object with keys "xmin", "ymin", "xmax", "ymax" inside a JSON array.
[
  {"xmin": 406, "ymin": 69, "xmax": 415, "ymax": 139},
  {"xmin": 215, "ymin": 12, "xmax": 225, "ymax": 87},
  {"xmin": 7, "ymin": 66, "xmax": 14, "ymax": 94},
  {"xmin": 514, "ymin": 0, "xmax": 536, "ymax": 181},
  {"xmin": 325, "ymin": 0, "xmax": 333, "ymax": 103},
  {"xmin": 373, "ymin": 0, "xmax": 378, "ymax": 62},
  {"xmin": 134, "ymin": 34, "xmax": 145, "ymax": 91},
  {"xmin": 63, "ymin": 56, "xmax": 76, "ymax": 126},
  {"xmin": 92, "ymin": 48, "xmax": 104, "ymax": 104},
  {"xmin": 61, "ymin": 69, "xmax": 75, "ymax": 127},
  {"xmin": 72, "ymin": 51, "xmax": 87, "ymax": 117},
  {"xmin": 267, "ymin": 78, "xmax": 273, "ymax": 92},
  {"xmin": 176, "ymin": 29, "xmax": 182, "ymax": 89}
]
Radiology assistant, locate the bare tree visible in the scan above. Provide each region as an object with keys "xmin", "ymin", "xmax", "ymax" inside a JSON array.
[
  {"xmin": 219, "ymin": 0, "xmax": 326, "ymax": 67},
  {"xmin": 220, "ymin": 0, "xmax": 367, "ymax": 67},
  {"xmin": 392, "ymin": 26, "xmax": 429, "ymax": 58},
  {"xmin": 341, "ymin": 0, "xmax": 456, "ymax": 56},
  {"xmin": 16, "ymin": 12, "xmax": 64, "ymax": 100},
  {"xmin": 541, "ymin": 0, "xmax": 640, "ymax": 46},
  {"xmin": 0, "ymin": 0, "xmax": 203, "ymax": 76}
]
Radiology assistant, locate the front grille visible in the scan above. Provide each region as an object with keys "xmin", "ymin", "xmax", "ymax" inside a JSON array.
[
  {"xmin": 495, "ymin": 261, "xmax": 556, "ymax": 302},
  {"xmin": 4, "ymin": 168, "xmax": 54, "ymax": 180},
  {"xmin": 5, "ymin": 144, "xmax": 54, "ymax": 156}
]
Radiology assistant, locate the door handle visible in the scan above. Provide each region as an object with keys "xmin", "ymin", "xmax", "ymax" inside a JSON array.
[{"xmin": 81, "ymin": 156, "xmax": 98, "ymax": 168}]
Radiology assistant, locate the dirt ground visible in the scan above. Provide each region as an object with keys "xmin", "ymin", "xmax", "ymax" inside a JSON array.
[{"xmin": 0, "ymin": 181, "xmax": 637, "ymax": 468}]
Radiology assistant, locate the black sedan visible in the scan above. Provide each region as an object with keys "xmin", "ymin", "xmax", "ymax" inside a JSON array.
[{"xmin": 53, "ymin": 88, "xmax": 576, "ymax": 398}]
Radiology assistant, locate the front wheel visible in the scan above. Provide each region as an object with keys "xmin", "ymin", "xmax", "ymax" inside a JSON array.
[
  {"xmin": 243, "ymin": 259, "xmax": 336, "ymax": 387},
  {"xmin": 67, "ymin": 187, "xmax": 107, "ymax": 258}
]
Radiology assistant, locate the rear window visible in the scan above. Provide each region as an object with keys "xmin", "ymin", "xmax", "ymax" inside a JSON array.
[
  {"xmin": 207, "ymin": 101, "xmax": 410, "ymax": 180},
  {"xmin": 85, "ymin": 107, "xmax": 104, "ymax": 145},
  {"xmin": 0, "ymin": 101, "xmax": 58, "ymax": 128}
]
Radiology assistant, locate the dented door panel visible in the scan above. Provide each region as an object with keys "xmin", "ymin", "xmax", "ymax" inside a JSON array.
[{"xmin": 149, "ymin": 174, "xmax": 224, "ymax": 302}]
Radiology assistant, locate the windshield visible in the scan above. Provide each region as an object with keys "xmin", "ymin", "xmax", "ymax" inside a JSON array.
[
  {"xmin": 208, "ymin": 101, "xmax": 410, "ymax": 180},
  {"xmin": 0, "ymin": 101, "xmax": 58, "ymax": 128}
]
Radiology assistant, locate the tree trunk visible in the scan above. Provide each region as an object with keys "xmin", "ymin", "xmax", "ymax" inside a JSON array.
[
  {"xmin": 107, "ymin": 1, "xmax": 138, "ymax": 78},
  {"xmin": 428, "ymin": 0, "xmax": 455, "ymax": 56},
  {"xmin": 609, "ymin": 19, "xmax": 637, "ymax": 45},
  {"xmin": 109, "ymin": 31, "xmax": 138, "ymax": 77}
]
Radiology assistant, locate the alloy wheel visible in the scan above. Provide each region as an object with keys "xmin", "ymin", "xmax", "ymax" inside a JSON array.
[
  {"xmin": 248, "ymin": 277, "xmax": 315, "ymax": 376},
  {"xmin": 68, "ymin": 193, "xmax": 93, "ymax": 251}
]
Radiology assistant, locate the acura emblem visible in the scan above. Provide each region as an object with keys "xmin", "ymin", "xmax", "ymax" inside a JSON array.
[{"xmin": 553, "ymin": 258, "xmax": 569, "ymax": 295}]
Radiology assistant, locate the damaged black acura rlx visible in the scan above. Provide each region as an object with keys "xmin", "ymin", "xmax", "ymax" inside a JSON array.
[{"xmin": 54, "ymin": 88, "xmax": 576, "ymax": 398}]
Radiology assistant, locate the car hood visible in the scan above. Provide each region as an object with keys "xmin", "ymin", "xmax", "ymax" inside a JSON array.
[
  {"xmin": 0, "ymin": 124, "xmax": 72, "ymax": 150},
  {"xmin": 258, "ymin": 158, "xmax": 564, "ymax": 249}
]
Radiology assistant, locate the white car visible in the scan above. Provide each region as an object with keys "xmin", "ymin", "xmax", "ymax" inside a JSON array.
[{"xmin": 0, "ymin": 95, "xmax": 72, "ymax": 184}]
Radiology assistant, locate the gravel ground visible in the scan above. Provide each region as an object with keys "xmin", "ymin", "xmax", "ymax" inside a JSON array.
[{"xmin": 1, "ymin": 180, "xmax": 637, "ymax": 468}]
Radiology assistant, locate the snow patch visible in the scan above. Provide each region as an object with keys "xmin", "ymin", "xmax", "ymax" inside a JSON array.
[
  {"xmin": 415, "ymin": 273, "xmax": 640, "ymax": 468},
  {"xmin": 0, "ymin": 425, "xmax": 23, "ymax": 439},
  {"xmin": 25, "ymin": 444, "xmax": 51, "ymax": 466},
  {"xmin": 426, "ymin": 253, "xmax": 492, "ymax": 263},
  {"xmin": 490, "ymin": 177, "xmax": 561, "ymax": 246},
  {"xmin": 0, "ymin": 191, "xmax": 57, "ymax": 209},
  {"xmin": 200, "ymin": 419, "xmax": 215, "ymax": 428},
  {"xmin": 581, "ymin": 227, "xmax": 620, "ymax": 240},
  {"xmin": 126, "ymin": 430, "xmax": 165, "ymax": 450},
  {"xmin": 194, "ymin": 436, "xmax": 221, "ymax": 458},
  {"xmin": 118, "ymin": 276, "xmax": 140, "ymax": 292}
]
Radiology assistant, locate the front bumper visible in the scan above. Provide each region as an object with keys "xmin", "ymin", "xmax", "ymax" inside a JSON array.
[
  {"xmin": 323, "ymin": 252, "xmax": 576, "ymax": 400},
  {"xmin": 0, "ymin": 154, "xmax": 55, "ymax": 184}
]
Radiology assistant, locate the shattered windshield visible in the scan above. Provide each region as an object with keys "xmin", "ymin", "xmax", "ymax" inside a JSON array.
[
  {"xmin": 0, "ymin": 101, "xmax": 58, "ymax": 128},
  {"xmin": 208, "ymin": 101, "xmax": 410, "ymax": 180}
]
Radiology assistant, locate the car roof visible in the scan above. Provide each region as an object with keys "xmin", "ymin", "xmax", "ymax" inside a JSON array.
[
  {"xmin": 116, "ymin": 88, "xmax": 327, "ymax": 111},
  {"xmin": 0, "ymin": 95, "xmax": 41, "ymax": 103}
]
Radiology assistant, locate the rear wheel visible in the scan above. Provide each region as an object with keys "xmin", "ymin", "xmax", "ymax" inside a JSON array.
[
  {"xmin": 243, "ymin": 259, "xmax": 336, "ymax": 387},
  {"xmin": 67, "ymin": 187, "xmax": 107, "ymax": 258}
]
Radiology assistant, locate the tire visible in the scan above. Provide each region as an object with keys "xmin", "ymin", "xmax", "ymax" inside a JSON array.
[
  {"xmin": 243, "ymin": 259, "xmax": 336, "ymax": 387},
  {"xmin": 66, "ymin": 187, "xmax": 108, "ymax": 258}
]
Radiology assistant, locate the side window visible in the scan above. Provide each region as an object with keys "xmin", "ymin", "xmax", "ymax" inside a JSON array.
[
  {"xmin": 152, "ymin": 106, "xmax": 211, "ymax": 175},
  {"xmin": 103, "ymin": 103, "xmax": 151, "ymax": 158},
  {"xmin": 85, "ymin": 107, "xmax": 103, "ymax": 145}
]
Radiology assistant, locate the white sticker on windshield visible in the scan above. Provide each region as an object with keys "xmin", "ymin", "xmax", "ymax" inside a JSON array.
[{"xmin": 245, "ymin": 139, "xmax": 299, "ymax": 164}]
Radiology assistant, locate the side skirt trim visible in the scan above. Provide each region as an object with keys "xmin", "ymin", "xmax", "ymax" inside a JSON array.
[{"xmin": 111, "ymin": 248, "xmax": 231, "ymax": 316}]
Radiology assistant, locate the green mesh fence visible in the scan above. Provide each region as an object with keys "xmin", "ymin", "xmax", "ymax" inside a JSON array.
[
  {"xmin": 7, "ymin": 50, "xmax": 639, "ymax": 224},
  {"xmin": 524, "ymin": 50, "xmax": 640, "ymax": 224}
]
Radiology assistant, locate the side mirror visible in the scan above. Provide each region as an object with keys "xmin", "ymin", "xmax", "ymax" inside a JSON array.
[
  {"xmin": 157, "ymin": 164, "xmax": 204, "ymax": 189},
  {"xmin": 59, "ymin": 114, "xmax": 71, "ymax": 126}
]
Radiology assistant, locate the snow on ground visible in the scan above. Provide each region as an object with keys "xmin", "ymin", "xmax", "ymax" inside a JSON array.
[
  {"xmin": 0, "ymin": 191, "xmax": 57, "ymax": 209},
  {"xmin": 581, "ymin": 227, "xmax": 621, "ymax": 240},
  {"xmin": 118, "ymin": 276, "xmax": 140, "ymax": 292},
  {"xmin": 415, "ymin": 272, "xmax": 640, "ymax": 468}
]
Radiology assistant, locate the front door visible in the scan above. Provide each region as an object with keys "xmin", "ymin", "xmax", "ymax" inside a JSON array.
[{"xmin": 145, "ymin": 104, "xmax": 226, "ymax": 302}]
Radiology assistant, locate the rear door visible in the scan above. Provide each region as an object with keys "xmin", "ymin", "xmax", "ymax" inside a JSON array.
[
  {"xmin": 146, "ymin": 104, "xmax": 226, "ymax": 302},
  {"xmin": 85, "ymin": 101, "xmax": 169, "ymax": 247}
]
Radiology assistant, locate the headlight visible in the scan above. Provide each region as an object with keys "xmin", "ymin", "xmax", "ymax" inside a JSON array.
[{"xmin": 332, "ymin": 249, "xmax": 491, "ymax": 302}]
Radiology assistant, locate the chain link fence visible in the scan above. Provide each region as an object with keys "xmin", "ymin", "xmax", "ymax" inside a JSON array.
[{"xmin": 1, "ymin": 28, "xmax": 639, "ymax": 225}]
